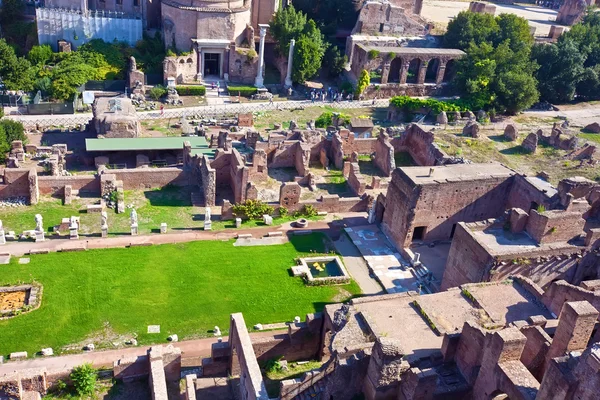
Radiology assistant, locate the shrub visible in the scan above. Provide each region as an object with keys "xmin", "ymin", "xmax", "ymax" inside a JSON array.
[
  {"xmin": 367, "ymin": 50, "xmax": 380, "ymax": 60},
  {"xmin": 232, "ymin": 199, "xmax": 274, "ymax": 220},
  {"xmin": 227, "ymin": 85, "xmax": 258, "ymax": 97},
  {"xmin": 315, "ymin": 111, "xmax": 350, "ymax": 128},
  {"xmin": 148, "ymin": 85, "xmax": 167, "ymax": 101},
  {"xmin": 71, "ymin": 364, "xmax": 97, "ymax": 396},
  {"xmin": 356, "ymin": 69, "xmax": 370, "ymax": 95},
  {"xmin": 176, "ymin": 86, "xmax": 206, "ymax": 96},
  {"xmin": 339, "ymin": 81, "xmax": 354, "ymax": 94},
  {"xmin": 388, "ymin": 52, "xmax": 396, "ymax": 60},
  {"xmin": 390, "ymin": 96, "xmax": 462, "ymax": 115},
  {"xmin": 279, "ymin": 206, "xmax": 288, "ymax": 217},
  {"xmin": 301, "ymin": 204, "xmax": 318, "ymax": 217}
]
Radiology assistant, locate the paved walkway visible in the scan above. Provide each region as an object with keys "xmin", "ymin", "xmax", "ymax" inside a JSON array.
[
  {"xmin": 0, "ymin": 330, "xmax": 284, "ymax": 376},
  {"xmin": 344, "ymin": 225, "xmax": 418, "ymax": 294},
  {"xmin": 333, "ymin": 235, "xmax": 384, "ymax": 295},
  {"xmin": 0, "ymin": 213, "xmax": 368, "ymax": 257}
]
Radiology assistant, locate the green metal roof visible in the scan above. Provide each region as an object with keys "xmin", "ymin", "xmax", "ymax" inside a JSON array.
[{"xmin": 85, "ymin": 137, "xmax": 212, "ymax": 152}]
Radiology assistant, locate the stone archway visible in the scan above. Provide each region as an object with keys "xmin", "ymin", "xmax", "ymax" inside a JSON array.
[
  {"xmin": 425, "ymin": 58, "xmax": 439, "ymax": 83},
  {"xmin": 388, "ymin": 57, "xmax": 402, "ymax": 83},
  {"xmin": 444, "ymin": 59, "xmax": 457, "ymax": 82},
  {"xmin": 407, "ymin": 59, "xmax": 420, "ymax": 84}
]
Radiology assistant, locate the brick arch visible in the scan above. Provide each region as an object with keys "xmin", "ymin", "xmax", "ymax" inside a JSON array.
[
  {"xmin": 425, "ymin": 57, "xmax": 440, "ymax": 84},
  {"xmin": 388, "ymin": 57, "xmax": 403, "ymax": 83},
  {"xmin": 407, "ymin": 58, "xmax": 420, "ymax": 84}
]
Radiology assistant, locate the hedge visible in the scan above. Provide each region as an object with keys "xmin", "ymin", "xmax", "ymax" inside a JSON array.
[
  {"xmin": 228, "ymin": 85, "xmax": 258, "ymax": 97},
  {"xmin": 176, "ymin": 86, "xmax": 206, "ymax": 96},
  {"xmin": 390, "ymin": 96, "xmax": 463, "ymax": 115}
]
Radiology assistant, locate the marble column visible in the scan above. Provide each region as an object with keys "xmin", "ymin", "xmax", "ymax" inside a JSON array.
[
  {"xmin": 255, "ymin": 24, "xmax": 269, "ymax": 88},
  {"xmin": 381, "ymin": 62, "xmax": 391, "ymax": 84},
  {"xmin": 284, "ymin": 39, "xmax": 295, "ymax": 88},
  {"xmin": 400, "ymin": 62, "xmax": 410, "ymax": 84},
  {"xmin": 417, "ymin": 60, "xmax": 428, "ymax": 84},
  {"xmin": 435, "ymin": 61, "xmax": 447, "ymax": 85}
]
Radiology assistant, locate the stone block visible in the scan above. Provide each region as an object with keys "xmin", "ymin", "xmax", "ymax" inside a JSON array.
[
  {"xmin": 584, "ymin": 122, "xmax": 600, "ymax": 133},
  {"xmin": 522, "ymin": 133, "xmax": 538, "ymax": 153},
  {"xmin": 263, "ymin": 215, "xmax": 273, "ymax": 225},
  {"xmin": 10, "ymin": 351, "xmax": 28, "ymax": 360},
  {"xmin": 504, "ymin": 124, "xmax": 518, "ymax": 141},
  {"xmin": 235, "ymin": 218, "xmax": 242, "ymax": 228},
  {"xmin": 160, "ymin": 223, "xmax": 167, "ymax": 234},
  {"xmin": 131, "ymin": 224, "xmax": 138, "ymax": 236},
  {"xmin": 509, "ymin": 208, "xmax": 528, "ymax": 233}
]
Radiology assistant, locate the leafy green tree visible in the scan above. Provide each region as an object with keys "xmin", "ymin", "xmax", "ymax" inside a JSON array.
[
  {"xmin": 28, "ymin": 45, "xmax": 53, "ymax": 66},
  {"xmin": 294, "ymin": 0, "xmax": 359, "ymax": 35},
  {"xmin": 292, "ymin": 20, "xmax": 327, "ymax": 83},
  {"xmin": 70, "ymin": 364, "xmax": 97, "ymax": 396},
  {"xmin": 48, "ymin": 53, "xmax": 103, "ymax": 100},
  {"xmin": 0, "ymin": 39, "xmax": 34, "ymax": 91},
  {"xmin": 443, "ymin": 11, "xmax": 499, "ymax": 51},
  {"xmin": 532, "ymin": 39, "xmax": 585, "ymax": 103},
  {"xmin": 79, "ymin": 39, "xmax": 127, "ymax": 78},
  {"xmin": 357, "ymin": 69, "xmax": 370, "ymax": 95},
  {"xmin": 149, "ymin": 85, "xmax": 167, "ymax": 101},
  {"xmin": 576, "ymin": 65, "xmax": 600, "ymax": 100},
  {"xmin": 270, "ymin": 5, "xmax": 308, "ymax": 57},
  {"xmin": 493, "ymin": 13, "xmax": 534, "ymax": 53},
  {"xmin": 324, "ymin": 45, "xmax": 347, "ymax": 78},
  {"xmin": 0, "ymin": 119, "xmax": 26, "ymax": 163}
]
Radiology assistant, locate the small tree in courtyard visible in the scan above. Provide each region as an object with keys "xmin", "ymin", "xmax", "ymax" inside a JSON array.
[
  {"xmin": 70, "ymin": 363, "xmax": 97, "ymax": 396},
  {"xmin": 356, "ymin": 69, "xmax": 370, "ymax": 97}
]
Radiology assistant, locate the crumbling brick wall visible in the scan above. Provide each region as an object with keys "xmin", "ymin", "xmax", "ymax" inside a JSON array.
[
  {"xmin": 110, "ymin": 167, "xmax": 189, "ymax": 190},
  {"xmin": 390, "ymin": 124, "xmax": 449, "ymax": 166},
  {"xmin": 228, "ymin": 45, "xmax": 258, "ymax": 84},
  {"xmin": 38, "ymin": 176, "xmax": 100, "ymax": 197},
  {"xmin": 373, "ymin": 132, "xmax": 395, "ymax": 176},
  {"xmin": 200, "ymin": 155, "xmax": 216, "ymax": 207},
  {"xmin": 347, "ymin": 163, "xmax": 367, "ymax": 196},
  {"xmin": 525, "ymin": 209, "xmax": 586, "ymax": 244},
  {"xmin": 0, "ymin": 168, "xmax": 31, "ymax": 199}
]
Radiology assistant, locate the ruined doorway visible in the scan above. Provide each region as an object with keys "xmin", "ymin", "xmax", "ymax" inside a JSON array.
[
  {"xmin": 407, "ymin": 59, "xmax": 420, "ymax": 84},
  {"xmin": 204, "ymin": 53, "xmax": 220, "ymax": 78},
  {"xmin": 530, "ymin": 201, "xmax": 539, "ymax": 211},
  {"xmin": 389, "ymin": 57, "xmax": 402, "ymax": 82},
  {"xmin": 412, "ymin": 226, "xmax": 426, "ymax": 241}
]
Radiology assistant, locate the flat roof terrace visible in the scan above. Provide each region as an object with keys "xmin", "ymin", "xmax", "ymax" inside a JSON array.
[
  {"xmin": 86, "ymin": 137, "xmax": 214, "ymax": 156},
  {"xmin": 356, "ymin": 45, "xmax": 466, "ymax": 57},
  {"xmin": 398, "ymin": 163, "xmax": 515, "ymax": 185}
]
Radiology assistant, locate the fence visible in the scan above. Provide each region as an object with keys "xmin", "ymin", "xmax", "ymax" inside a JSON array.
[
  {"xmin": 27, "ymin": 102, "xmax": 74, "ymax": 115},
  {"xmin": 10, "ymin": 98, "xmax": 392, "ymax": 128}
]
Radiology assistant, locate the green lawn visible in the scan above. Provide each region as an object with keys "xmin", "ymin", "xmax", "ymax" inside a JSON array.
[
  {"xmin": 0, "ymin": 233, "xmax": 360, "ymax": 357},
  {"xmin": 0, "ymin": 186, "xmax": 321, "ymax": 237}
]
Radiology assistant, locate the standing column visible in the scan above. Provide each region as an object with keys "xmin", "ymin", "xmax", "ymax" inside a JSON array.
[
  {"xmin": 435, "ymin": 60, "xmax": 447, "ymax": 85},
  {"xmin": 381, "ymin": 62, "xmax": 391, "ymax": 84},
  {"xmin": 417, "ymin": 60, "xmax": 428, "ymax": 84},
  {"xmin": 400, "ymin": 61, "xmax": 410, "ymax": 84},
  {"xmin": 255, "ymin": 24, "xmax": 269, "ymax": 88},
  {"xmin": 284, "ymin": 39, "xmax": 295, "ymax": 88}
]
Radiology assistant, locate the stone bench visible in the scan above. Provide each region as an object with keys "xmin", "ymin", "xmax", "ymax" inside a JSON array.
[
  {"xmin": 236, "ymin": 234, "xmax": 252, "ymax": 239},
  {"xmin": 10, "ymin": 351, "xmax": 27, "ymax": 360},
  {"xmin": 267, "ymin": 231, "xmax": 283, "ymax": 237}
]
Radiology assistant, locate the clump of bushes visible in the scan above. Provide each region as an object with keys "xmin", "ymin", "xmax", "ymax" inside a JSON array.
[
  {"xmin": 148, "ymin": 85, "xmax": 167, "ymax": 101},
  {"xmin": 315, "ymin": 111, "xmax": 350, "ymax": 128},
  {"xmin": 227, "ymin": 85, "xmax": 258, "ymax": 97},
  {"xmin": 71, "ymin": 364, "xmax": 97, "ymax": 396},
  {"xmin": 368, "ymin": 49, "xmax": 380, "ymax": 60},
  {"xmin": 176, "ymin": 86, "xmax": 206, "ymax": 96},
  {"xmin": 390, "ymin": 96, "xmax": 464, "ymax": 115},
  {"xmin": 232, "ymin": 199, "xmax": 274, "ymax": 220}
]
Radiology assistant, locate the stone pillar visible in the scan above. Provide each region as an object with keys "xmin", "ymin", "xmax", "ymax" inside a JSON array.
[
  {"xmin": 545, "ymin": 301, "xmax": 598, "ymax": 371},
  {"xmin": 417, "ymin": 60, "xmax": 428, "ymax": 84},
  {"xmin": 254, "ymin": 24, "xmax": 269, "ymax": 88},
  {"xmin": 381, "ymin": 62, "xmax": 391, "ymax": 84},
  {"xmin": 196, "ymin": 46, "xmax": 203, "ymax": 81},
  {"xmin": 284, "ymin": 39, "xmax": 295, "ymax": 88},
  {"xmin": 435, "ymin": 61, "xmax": 447, "ymax": 85},
  {"xmin": 400, "ymin": 62, "xmax": 410, "ymax": 84}
]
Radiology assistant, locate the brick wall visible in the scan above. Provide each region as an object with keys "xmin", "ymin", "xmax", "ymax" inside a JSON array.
[
  {"xmin": 38, "ymin": 175, "xmax": 100, "ymax": 196},
  {"xmin": 525, "ymin": 209, "xmax": 585, "ymax": 245},
  {"xmin": 507, "ymin": 175, "xmax": 556, "ymax": 212},
  {"xmin": 441, "ymin": 222, "xmax": 494, "ymax": 290},
  {"xmin": 110, "ymin": 167, "xmax": 188, "ymax": 189},
  {"xmin": 391, "ymin": 124, "xmax": 448, "ymax": 166},
  {"xmin": 0, "ymin": 168, "xmax": 30, "ymax": 198}
]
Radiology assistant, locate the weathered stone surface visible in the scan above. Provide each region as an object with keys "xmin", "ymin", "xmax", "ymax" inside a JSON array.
[
  {"xmin": 522, "ymin": 132, "xmax": 538, "ymax": 153},
  {"xmin": 437, "ymin": 111, "xmax": 448, "ymax": 125},
  {"xmin": 463, "ymin": 121, "xmax": 480, "ymax": 138},
  {"xmin": 584, "ymin": 122, "xmax": 600, "ymax": 133},
  {"xmin": 504, "ymin": 124, "xmax": 518, "ymax": 141}
]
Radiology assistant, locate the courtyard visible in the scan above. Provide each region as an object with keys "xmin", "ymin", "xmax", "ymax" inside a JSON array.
[{"xmin": 0, "ymin": 233, "xmax": 361, "ymax": 357}]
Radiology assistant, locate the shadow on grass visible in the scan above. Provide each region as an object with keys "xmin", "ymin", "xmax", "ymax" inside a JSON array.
[
  {"xmin": 488, "ymin": 134, "xmax": 510, "ymax": 143},
  {"xmin": 144, "ymin": 186, "xmax": 192, "ymax": 207},
  {"xmin": 499, "ymin": 145, "xmax": 529, "ymax": 155},
  {"xmin": 394, "ymin": 151, "xmax": 416, "ymax": 167}
]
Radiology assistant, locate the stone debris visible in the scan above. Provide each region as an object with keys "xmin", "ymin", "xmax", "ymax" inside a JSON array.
[
  {"xmin": 504, "ymin": 124, "xmax": 518, "ymax": 141},
  {"xmin": 584, "ymin": 122, "xmax": 600, "ymax": 133},
  {"xmin": 463, "ymin": 120, "xmax": 480, "ymax": 138},
  {"xmin": 41, "ymin": 348, "xmax": 53, "ymax": 356},
  {"xmin": 522, "ymin": 132, "xmax": 538, "ymax": 153},
  {"xmin": 167, "ymin": 334, "xmax": 179, "ymax": 342},
  {"xmin": 84, "ymin": 344, "xmax": 95, "ymax": 351},
  {"xmin": 214, "ymin": 326, "xmax": 221, "ymax": 336}
]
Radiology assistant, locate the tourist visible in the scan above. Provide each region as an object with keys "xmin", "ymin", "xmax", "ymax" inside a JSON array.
[{"xmin": 160, "ymin": 104, "xmax": 164, "ymax": 116}]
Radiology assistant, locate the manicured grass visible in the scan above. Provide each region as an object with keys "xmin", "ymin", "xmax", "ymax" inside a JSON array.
[
  {"xmin": 0, "ymin": 233, "xmax": 360, "ymax": 357},
  {"xmin": 0, "ymin": 186, "xmax": 322, "ymax": 237}
]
